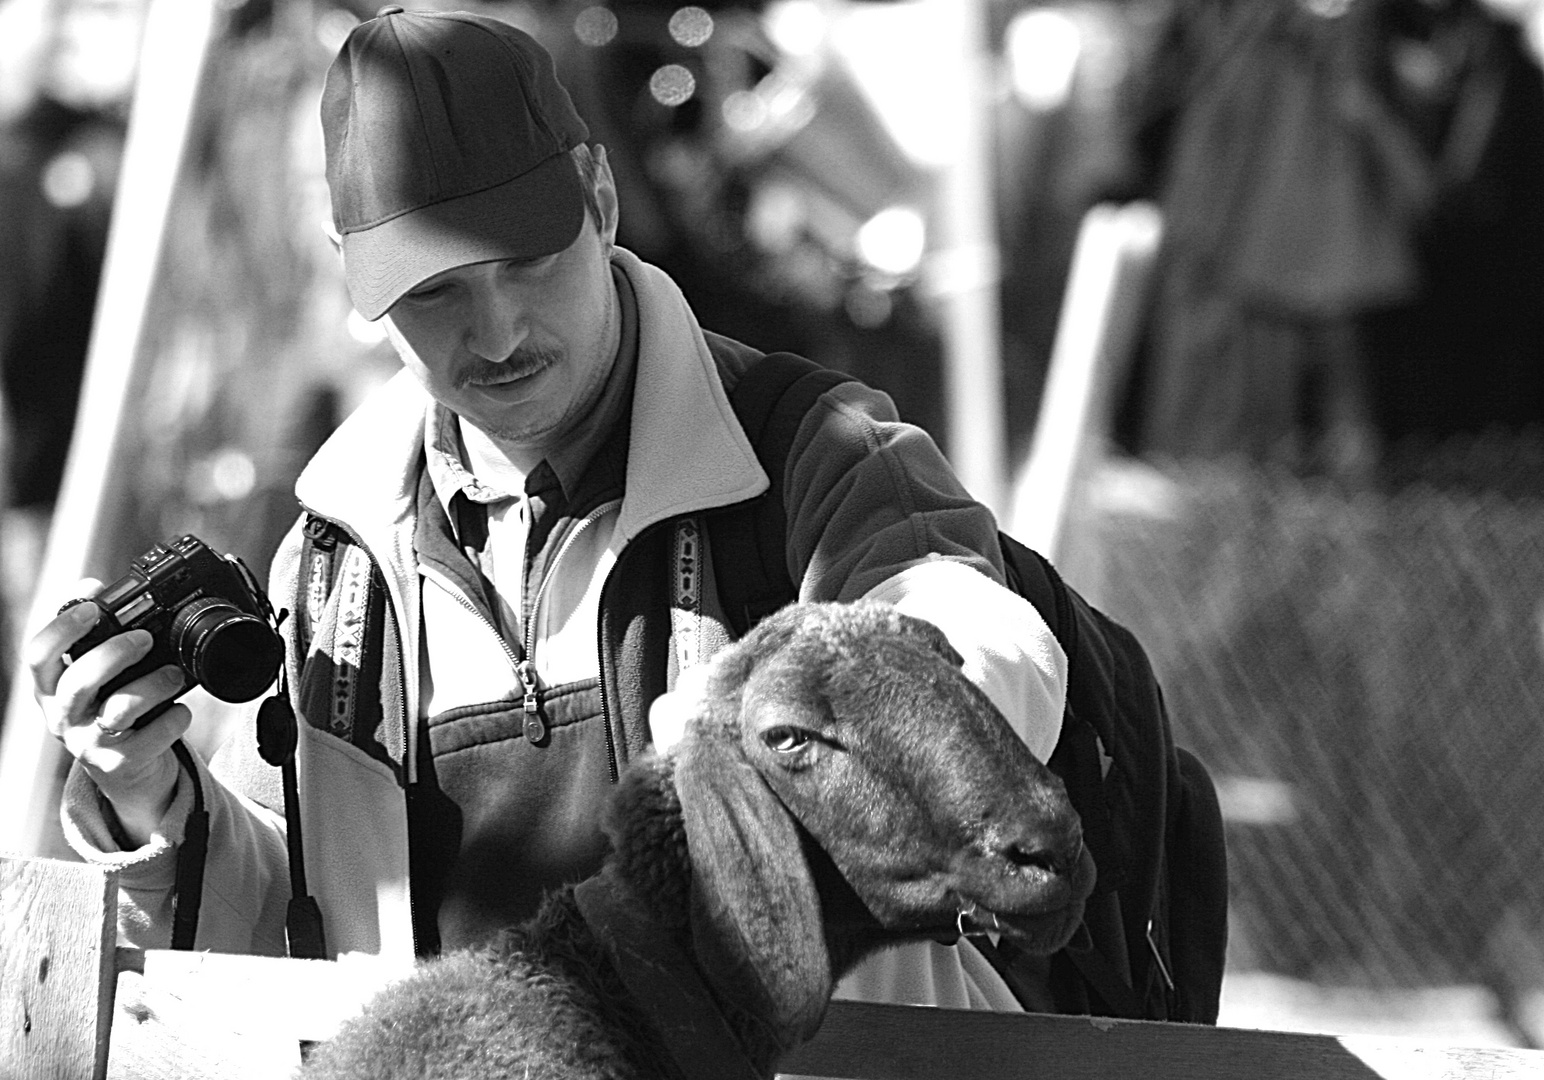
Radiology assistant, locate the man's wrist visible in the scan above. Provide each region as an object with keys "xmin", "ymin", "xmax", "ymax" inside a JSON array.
[
  {"xmin": 97, "ymin": 760, "xmax": 182, "ymax": 850},
  {"xmin": 95, "ymin": 787, "xmax": 139, "ymax": 850}
]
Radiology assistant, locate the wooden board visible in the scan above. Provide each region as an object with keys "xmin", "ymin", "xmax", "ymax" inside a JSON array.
[
  {"xmin": 99, "ymin": 954, "xmax": 1544, "ymax": 1079},
  {"xmin": 0, "ymin": 855, "xmax": 117, "ymax": 1080},
  {"xmin": 9, "ymin": 855, "xmax": 1544, "ymax": 1079},
  {"xmin": 780, "ymin": 1000, "xmax": 1544, "ymax": 1080},
  {"xmin": 107, "ymin": 948, "xmax": 409, "ymax": 1080}
]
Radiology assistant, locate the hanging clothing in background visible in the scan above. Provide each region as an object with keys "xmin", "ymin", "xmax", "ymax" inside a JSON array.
[{"xmin": 1129, "ymin": 0, "xmax": 1544, "ymax": 473}]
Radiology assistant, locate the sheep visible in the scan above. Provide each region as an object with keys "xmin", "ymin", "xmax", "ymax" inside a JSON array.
[{"xmin": 301, "ymin": 599, "xmax": 1097, "ymax": 1079}]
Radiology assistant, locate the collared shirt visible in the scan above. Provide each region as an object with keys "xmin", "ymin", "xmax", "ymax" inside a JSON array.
[
  {"xmin": 411, "ymin": 263, "xmax": 639, "ymax": 951},
  {"xmin": 423, "ymin": 261, "xmax": 639, "ymax": 647}
]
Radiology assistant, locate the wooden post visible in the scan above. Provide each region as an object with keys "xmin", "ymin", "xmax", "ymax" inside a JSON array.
[
  {"xmin": 927, "ymin": 0, "xmax": 1008, "ymax": 519},
  {"xmin": 1008, "ymin": 201, "xmax": 1162, "ymax": 562},
  {"xmin": 0, "ymin": 855, "xmax": 117, "ymax": 1079},
  {"xmin": 0, "ymin": 0, "xmax": 221, "ymax": 859}
]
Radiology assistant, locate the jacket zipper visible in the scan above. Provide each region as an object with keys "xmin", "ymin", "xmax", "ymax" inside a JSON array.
[
  {"xmin": 520, "ymin": 499, "xmax": 621, "ymax": 660},
  {"xmin": 430, "ymin": 499, "xmax": 621, "ymax": 749},
  {"xmin": 432, "ymin": 582, "xmax": 536, "ymax": 735},
  {"xmin": 517, "ymin": 499, "xmax": 621, "ymax": 749}
]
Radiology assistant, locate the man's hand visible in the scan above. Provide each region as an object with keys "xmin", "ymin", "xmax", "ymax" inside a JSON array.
[{"xmin": 28, "ymin": 580, "xmax": 191, "ymax": 848}]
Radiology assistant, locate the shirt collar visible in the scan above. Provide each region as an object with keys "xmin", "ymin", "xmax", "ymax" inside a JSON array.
[{"xmin": 424, "ymin": 258, "xmax": 640, "ymax": 526}]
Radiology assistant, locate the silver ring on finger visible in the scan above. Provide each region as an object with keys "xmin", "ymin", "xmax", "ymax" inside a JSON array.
[{"xmin": 95, "ymin": 718, "xmax": 128, "ymax": 739}]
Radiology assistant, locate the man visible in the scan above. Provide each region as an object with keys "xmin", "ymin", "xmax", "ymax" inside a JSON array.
[{"xmin": 30, "ymin": 8, "xmax": 1066, "ymax": 1012}]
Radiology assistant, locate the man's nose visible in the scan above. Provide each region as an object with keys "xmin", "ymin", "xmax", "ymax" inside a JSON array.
[{"xmin": 465, "ymin": 282, "xmax": 528, "ymax": 360}]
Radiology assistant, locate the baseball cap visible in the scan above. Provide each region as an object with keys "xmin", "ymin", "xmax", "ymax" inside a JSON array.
[{"xmin": 321, "ymin": 7, "xmax": 591, "ymax": 320}]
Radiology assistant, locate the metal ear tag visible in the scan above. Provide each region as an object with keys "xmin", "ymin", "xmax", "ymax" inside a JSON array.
[{"xmin": 956, "ymin": 900, "xmax": 1002, "ymax": 937}]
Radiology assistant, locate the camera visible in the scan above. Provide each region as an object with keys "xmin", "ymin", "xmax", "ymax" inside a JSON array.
[{"xmin": 63, "ymin": 534, "xmax": 284, "ymax": 712}]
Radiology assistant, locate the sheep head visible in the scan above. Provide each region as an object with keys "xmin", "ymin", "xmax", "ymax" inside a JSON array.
[{"xmin": 670, "ymin": 600, "xmax": 1096, "ymax": 1050}]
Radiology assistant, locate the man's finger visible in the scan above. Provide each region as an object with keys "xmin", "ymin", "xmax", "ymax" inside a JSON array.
[
  {"xmin": 84, "ymin": 701, "xmax": 192, "ymax": 762},
  {"xmin": 47, "ymin": 629, "xmax": 155, "ymax": 734},
  {"xmin": 74, "ymin": 702, "xmax": 192, "ymax": 806},
  {"xmin": 92, "ymin": 665, "xmax": 187, "ymax": 737},
  {"xmin": 27, "ymin": 599, "xmax": 102, "ymax": 697}
]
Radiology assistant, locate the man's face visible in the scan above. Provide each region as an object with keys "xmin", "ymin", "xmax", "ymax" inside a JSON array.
[{"xmin": 382, "ymin": 159, "xmax": 621, "ymax": 460}]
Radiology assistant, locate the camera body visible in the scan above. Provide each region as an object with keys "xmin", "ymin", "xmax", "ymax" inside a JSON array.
[{"xmin": 64, "ymin": 534, "xmax": 283, "ymax": 708}]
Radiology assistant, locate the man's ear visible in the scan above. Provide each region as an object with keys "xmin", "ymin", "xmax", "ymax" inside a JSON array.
[{"xmin": 591, "ymin": 143, "xmax": 620, "ymax": 248}]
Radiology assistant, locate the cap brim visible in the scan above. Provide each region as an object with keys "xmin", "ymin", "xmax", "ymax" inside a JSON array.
[{"xmin": 342, "ymin": 151, "xmax": 586, "ymax": 321}]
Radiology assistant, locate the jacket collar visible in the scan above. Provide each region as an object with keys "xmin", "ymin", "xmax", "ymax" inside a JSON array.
[
  {"xmin": 611, "ymin": 247, "xmax": 767, "ymax": 541},
  {"xmin": 295, "ymin": 246, "xmax": 766, "ymax": 559}
]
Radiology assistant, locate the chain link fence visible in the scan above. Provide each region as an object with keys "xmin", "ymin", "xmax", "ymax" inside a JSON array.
[{"xmin": 1056, "ymin": 434, "xmax": 1544, "ymax": 1038}]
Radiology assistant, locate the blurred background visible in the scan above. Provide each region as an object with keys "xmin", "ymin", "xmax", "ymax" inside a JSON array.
[{"xmin": 2, "ymin": 0, "xmax": 1544, "ymax": 1049}]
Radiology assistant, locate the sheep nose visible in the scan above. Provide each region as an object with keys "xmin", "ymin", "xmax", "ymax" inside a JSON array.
[{"xmin": 1001, "ymin": 829, "xmax": 1083, "ymax": 877}]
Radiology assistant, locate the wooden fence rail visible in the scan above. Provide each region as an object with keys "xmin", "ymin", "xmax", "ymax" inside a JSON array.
[{"xmin": 5, "ymin": 854, "xmax": 1543, "ymax": 1079}]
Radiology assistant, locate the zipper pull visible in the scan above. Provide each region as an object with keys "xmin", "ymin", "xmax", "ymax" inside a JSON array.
[{"xmin": 517, "ymin": 659, "xmax": 547, "ymax": 744}]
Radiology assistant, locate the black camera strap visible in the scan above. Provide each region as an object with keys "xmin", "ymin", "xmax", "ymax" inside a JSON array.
[
  {"xmin": 164, "ymin": 607, "xmax": 326, "ymax": 960},
  {"xmin": 256, "ymin": 658, "xmax": 328, "ymax": 960},
  {"xmin": 168, "ymin": 739, "xmax": 207, "ymax": 951}
]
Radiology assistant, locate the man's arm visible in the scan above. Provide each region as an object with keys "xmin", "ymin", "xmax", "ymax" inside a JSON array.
[
  {"xmin": 60, "ymin": 740, "xmax": 293, "ymax": 954},
  {"xmin": 781, "ymin": 380, "xmax": 1066, "ymax": 761}
]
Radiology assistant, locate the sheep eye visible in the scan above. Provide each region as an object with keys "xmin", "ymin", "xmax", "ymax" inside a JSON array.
[{"xmin": 763, "ymin": 726, "xmax": 812, "ymax": 753}]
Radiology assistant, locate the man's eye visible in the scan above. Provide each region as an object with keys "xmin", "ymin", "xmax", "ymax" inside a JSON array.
[
  {"xmin": 404, "ymin": 282, "xmax": 452, "ymax": 303},
  {"xmin": 503, "ymin": 254, "xmax": 557, "ymax": 273}
]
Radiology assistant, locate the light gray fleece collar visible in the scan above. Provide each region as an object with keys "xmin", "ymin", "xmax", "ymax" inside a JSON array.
[{"xmin": 294, "ymin": 247, "xmax": 767, "ymax": 566}]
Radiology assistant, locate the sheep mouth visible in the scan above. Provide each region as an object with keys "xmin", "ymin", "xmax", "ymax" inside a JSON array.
[
  {"xmin": 955, "ymin": 898, "xmax": 1088, "ymax": 953},
  {"xmin": 957, "ymin": 896, "xmax": 1080, "ymax": 939},
  {"xmin": 950, "ymin": 845, "xmax": 1097, "ymax": 952}
]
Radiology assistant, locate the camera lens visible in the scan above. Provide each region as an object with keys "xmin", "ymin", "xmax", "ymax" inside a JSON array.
[{"xmin": 174, "ymin": 599, "xmax": 283, "ymax": 702}]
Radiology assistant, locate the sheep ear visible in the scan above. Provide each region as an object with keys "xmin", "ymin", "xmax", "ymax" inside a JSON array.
[{"xmin": 674, "ymin": 731, "xmax": 831, "ymax": 1046}]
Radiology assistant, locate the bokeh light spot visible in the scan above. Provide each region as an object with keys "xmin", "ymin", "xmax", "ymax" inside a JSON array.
[
  {"xmin": 315, "ymin": 9, "xmax": 360, "ymax": 54},
  {"xmin": 574, "ymin": 5, "xmax": 618, "ymax": 47},
  {"xmin": 649, "ymin": 64, "xmax": 696, "ymax": 107},
  {"xmin": 1006, "ymin": 8, "xmax": 1082, "ymax": 113},
  {"xmin": 41, "ymin": 151, "xmax": 94, "ymax": 208},
  {"xmin": 764, "ymin": 0, "xmax": 824, "ymax": 57},
  {"xmin": 857, "ymin": 206, "xmax": 926, "ymax": 276},
  {"xmin": 668, "ymin": 6, "xmax": 713, "ymax": 47},
  {"xmin": 721, "ymin": 90, "xmax": 767, "ymax": 133},
  {"xmin": 1300, "ymin": 0, "xmax": 1352, "ymax": 17}
]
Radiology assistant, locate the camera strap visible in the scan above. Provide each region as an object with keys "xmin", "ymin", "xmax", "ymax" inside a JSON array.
[
  {"xmin": 257, "ymin": 654, "xmax": 329, "ymax": 960},
  {"xmin": 163, "ymin": 617, "xmax": 327, "ymax": 959},
  {"xmin": 168, "ymin": 739, "xmax": 207, "ymax": 951}
]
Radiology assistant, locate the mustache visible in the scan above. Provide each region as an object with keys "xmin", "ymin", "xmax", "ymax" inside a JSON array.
[{"xmin": 457, "ymin": 347, "xmax": 561, "ymax": 388}]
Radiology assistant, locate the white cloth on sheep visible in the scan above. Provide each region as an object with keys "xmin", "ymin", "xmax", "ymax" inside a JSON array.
[
  {"xmin": 861, "ymin": 557, "xmax": 1067, "ymax": 765},
  {"xmin": 649, "ymin": 559, "xmax": 1066, "ymax": 763}
]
